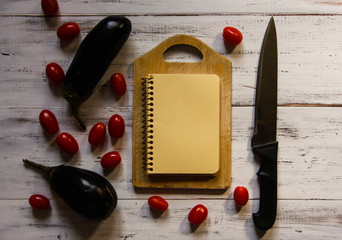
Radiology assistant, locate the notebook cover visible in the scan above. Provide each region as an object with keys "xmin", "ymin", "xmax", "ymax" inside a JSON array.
[{"xmin": 143, "ymin": 74, "xmax": 220, "ymax": 175}]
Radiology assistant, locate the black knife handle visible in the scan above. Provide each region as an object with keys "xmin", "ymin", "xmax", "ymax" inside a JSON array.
[{"xmin": 252, "ymin": 141, "xmax": 278, "ymax": 230}]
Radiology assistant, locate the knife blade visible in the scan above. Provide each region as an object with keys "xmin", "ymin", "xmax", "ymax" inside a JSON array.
[{"xmin": 251, "ymin": 17, "xmax": 278, "ymax": 230}]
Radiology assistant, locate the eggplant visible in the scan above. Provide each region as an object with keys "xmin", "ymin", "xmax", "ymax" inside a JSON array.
[
  {"xmin": 23, "ymin": 159, "xmax": 117, "ymax": 220},
  {"xmin": 62, "ymin": 16, "xmax": 132, "ymax": 130}
]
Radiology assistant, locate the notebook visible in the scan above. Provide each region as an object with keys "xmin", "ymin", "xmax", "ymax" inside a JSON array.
[{"xmin": 141, "ymin": 74, "xmax": 220, "ymax": 175}]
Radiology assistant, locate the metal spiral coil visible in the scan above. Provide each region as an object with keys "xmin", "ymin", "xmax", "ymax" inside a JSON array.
[{"xmin": 141, "ymin": 76, "xmax": 154, "ymax": 172}]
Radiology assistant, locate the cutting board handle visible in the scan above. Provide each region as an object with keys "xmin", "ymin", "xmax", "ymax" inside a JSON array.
[{"xmin": 149, "ymin": 34, "xmax": 222, "ymax": 65}]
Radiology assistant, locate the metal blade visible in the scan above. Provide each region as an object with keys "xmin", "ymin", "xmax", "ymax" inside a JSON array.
[{"xmin": 251, "ymin": 17, "xmax": 278, "ymax": 148}]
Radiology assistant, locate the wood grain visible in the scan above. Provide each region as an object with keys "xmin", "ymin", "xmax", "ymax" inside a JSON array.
[
  {"xmin": 1, "ymin": 0, "xmax": 342, "ymax": 239},
  {"xmin": 0, "ymin": 199, "xmax": 341, "ymax": 240},
  {"xmin": 1, "ymin": 107, "xmax": 341, "ymax": 199},
  {"xmin": 1, "ymin": 0, "xmax": 342, "ymax": 15},
  {"xmin": 1, "ymin": 15, "xmax": 342, "ymax": 108}
]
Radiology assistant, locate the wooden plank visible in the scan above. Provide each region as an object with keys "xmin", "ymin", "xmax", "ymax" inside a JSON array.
[
  {"xmin": 1, "ymin": 15, "xmax": 342, "ymax": 109},
  {"xmin": 1, "ymin": 107, "xmax": 341, "ymax": 199},
  {"xmin": 0, "ymin": 199, "xmax": 341, "ymax": 240},
  {"xmin": 1, "ymin": 0, "xmax": 342, "ymax": 15}
]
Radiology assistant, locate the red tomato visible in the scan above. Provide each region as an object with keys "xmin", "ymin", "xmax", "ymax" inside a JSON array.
[
  {"xmin": 57, "ymin": 22, "xmax": 80, "ymax": 41},
  {"xmin": 223, "ymin": 26, "xmax": 243, "ymax": 46},
  {"xmin": 108, "ymin": 114, "xmax": 125, "ymax": 138},
  {"xmin": 148, "ymin": 196, "xmax": 169, "ymax": 212},
  {"xmin": 41, "ymin": 0, "xmax": 59, "ymax": 16},
  {"xmin": 110, "ymin": 73, "xmax": 127, "ymax": 96},
  {"xmin": 88, "ymin": 122, "xmax": 106, "ymax": 145},
  {"xmin": 101, "ymin": 151, "xmax": 121, "ymax": 169},
  {"xmin": 234, "ymin": 186, "xmax": 249, "ymax": 207},
  {"xmin": 45, "ymin": 62, "xmax": 65, "ymax": 85},
  {"xmin": 188, "ymin": 204, "xmax": 208, "ymax": 226},
  {"xmin": 39, "ymin": 109, "xmax": 59, "ymax": 135},
  {"xmin": 29, "ymin": 194, "xmax": 50, "ymax": 209},
  {"xmin": 56, "ymin": 132, "xmax": 79, "ymax": 155}
]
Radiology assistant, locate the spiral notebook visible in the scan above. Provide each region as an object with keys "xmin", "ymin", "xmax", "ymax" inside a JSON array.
[{"xmin": 142, "ymin": 74, "xmax": 220, "ymax": 175}]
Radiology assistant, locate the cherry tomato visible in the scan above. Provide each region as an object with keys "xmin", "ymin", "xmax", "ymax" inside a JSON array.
[
  {"xmin": 234, "ymin": 186, "xmax": 249, "ymax": 207},
  {"xmin": 29, "ymin": 194, "xmax": 50, "ymax": 209},
  {"xmin": 39, "ymin": 109, "xmax": 59, "ymax": 135},
  {"xmin": 148, "ymin": 196, "xmax": 169, "ymax": 212},
  {"xmin": 56, "ymin": 132, "xmax": 79, "ymax": 155},
  {"xmin": 223, "ymin": 26, "xmax": 243, "ymax": 46},
  {"xmin": 100, "ymin": 151, "xmax": 121, "ymax": 169},
  {"xmin": 108, "ymin": 114, "xmax": 125, "ymax": 138},
  {"xmin": 88, "ymin": 122, "xmax": 106, "ymax": 145},
  {"xmin": 41, "ymin": 0, "xmax": 59, "ymax": 16},
  {"xmin": 110, "ymin": 73, "xmax": 127, "ymax": 96},
  {"xmin": 45, "ymin": 62, "xmax": 65, "ymax": 85},
  {"xmin": 57, "ymin": 22, "xmax": 80, "ymax": 41},
  {"xmin": 188, "ymin": 204, "xmax": 208, "ymax": 226}
]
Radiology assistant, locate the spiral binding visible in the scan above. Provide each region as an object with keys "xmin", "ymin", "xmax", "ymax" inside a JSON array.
[{"xmin": 141, "ymin": 76, "xmax": 154, "ymax": 171}]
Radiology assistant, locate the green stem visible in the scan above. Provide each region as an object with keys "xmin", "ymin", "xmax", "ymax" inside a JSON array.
[
  {"xmin": 71, "ymin": 104, "xmax": 86, "ymax": 130},
  {"xmin": 22, "ymin": 159, "xmax": 52, "ymax": 175}
]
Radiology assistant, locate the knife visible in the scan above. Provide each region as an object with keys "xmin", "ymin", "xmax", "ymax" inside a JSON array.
[{"xmin": 251, "ymin": 17, "xmax": 278, "ymax": 230}]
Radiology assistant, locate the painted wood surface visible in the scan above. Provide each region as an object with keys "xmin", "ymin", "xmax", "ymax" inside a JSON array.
[{"xmin": 0, "ymin": 0, "xmax": 342, "ymax": 239}]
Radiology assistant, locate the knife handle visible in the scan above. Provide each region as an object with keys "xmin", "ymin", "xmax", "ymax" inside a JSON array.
[{"xmin": 252, "ymin": 141, "xmax": 278, "ymax": 230}]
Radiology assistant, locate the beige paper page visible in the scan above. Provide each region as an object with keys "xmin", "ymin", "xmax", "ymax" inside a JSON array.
[{"xmin": 145, "ymin": 74, "xmax": 220, "ymax": 175}]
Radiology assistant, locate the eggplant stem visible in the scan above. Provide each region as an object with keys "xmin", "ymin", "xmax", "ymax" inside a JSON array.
[
  {"xmin": 22, "ymin": 159, "xmax": 52, "ymax": 175},
  {"xmin": 71, "ymin": 105, "xmax": 86, "ymax": 130}
]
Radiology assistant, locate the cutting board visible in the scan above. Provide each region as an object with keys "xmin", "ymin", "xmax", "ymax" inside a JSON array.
[{"xmin": 132, "ymin": 34, "xmax": 232, "ymax": 189}]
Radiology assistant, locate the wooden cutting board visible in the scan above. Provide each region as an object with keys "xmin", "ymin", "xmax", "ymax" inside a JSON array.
[{"xmin": 132, "ymin": 34, "xmax": 232, "ymax": 190}]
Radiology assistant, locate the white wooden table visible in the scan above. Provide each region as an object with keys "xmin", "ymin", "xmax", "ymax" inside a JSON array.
[{"xmin": 1, "ymin": 1, "xmax": 342, "ymax": 239}]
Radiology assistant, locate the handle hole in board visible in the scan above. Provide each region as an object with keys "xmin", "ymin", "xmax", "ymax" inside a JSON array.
[{"xmin": 163, "ymin": 44, "xmax": 203, "ymax": 63}]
